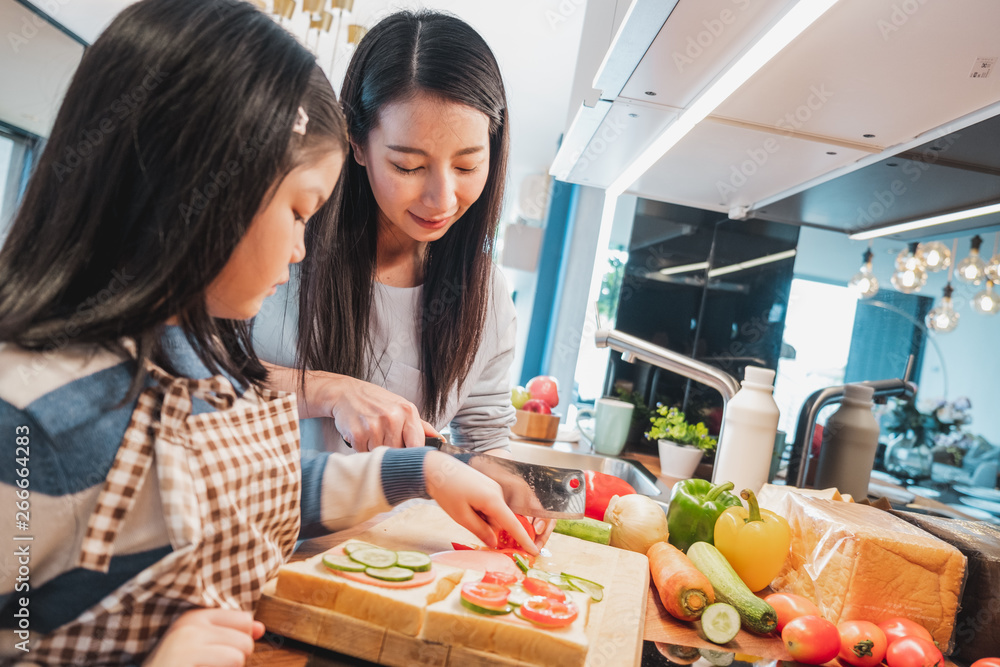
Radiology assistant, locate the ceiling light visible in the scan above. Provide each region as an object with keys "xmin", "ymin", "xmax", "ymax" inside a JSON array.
[
  {"xmin": 607, "ymin": 0, "xmax": 843, "ymax": 195},
  {"xmin": 659, "ymin": 261, "xmax": 710, "ymax": 277},
  {"xmin": 971, "ymin": 281, "xmax": 1000, "ymax": 315},
  {"xmin": 848, "ymin": 247, "xmax": 879, "ymax": 299},
  {"xmin": 915, "ymin": 240, "xmax": 951, "ymax": 272},
  {"xmin": 984, "ymin": 232, "xmax": 1000, "ymax": 283},
  {"xmin": 926, "ymin": 283, "xmax": 960, "ymax": 333},
  {"xmin": 849, "ymin": 202, "xmax": 1000, "ymax": 240},
  {"xmin": 707, "ymin": 249, "xmax": 797, "ymax": 278},
  {"xmin": 891, "ymin": 242, "xmax": 927, "ymax": 293},
  {"xmin": 956, "ymin": 235, "xmax": 987, "ymax": 285}
]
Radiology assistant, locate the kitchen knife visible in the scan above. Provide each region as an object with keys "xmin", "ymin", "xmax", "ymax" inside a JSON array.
[{"xmin": 425, "ymin": 437, "xmax": 586, "ymax": 519}]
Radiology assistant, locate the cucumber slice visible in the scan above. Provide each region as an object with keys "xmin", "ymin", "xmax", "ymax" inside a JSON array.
[
  {"xmin": 349, "ymin": 547, "xmax": 398, "ymax": 569},
  {"xmin": 699, "ymin": 648, "xmax": 735, "ymax": 666},
  {"xmin": 364, "ymin": 566, "xmax": 414, "ymax": 582},
  {"xmin": 395, "ymin": 551, "xmax": 432, "ymax": 572},
  {"xmin": 506, "ymin": 585, "xmax": 530, "ymax": 607},
  {"xmin": 322, "ymin": 554, "xmax": 367, "ymax": 572},
  {"xmin": 342, "ymin": 540, "xmax": 377, "ymax": 555},
  {"xmin": 547, "ymin": 573, "xmax": 575, "ymax": 590},
  {"xmin": 460, "ymin": 597, "xmax": 513, "ymax": 615},
  {"xmin": 513, "ymin": 553, "xmax": 531, "ymax": 573},
  {"xmin": 562, "ymin": 573, "xmax": 604, "ymax": 602},
  {"xmin": 525, "ymin": 568, "xmax": 553, "ymax": 581},
  {"xmin": 698, "ymin": 602, "xmax": 741, "ymax": 645}
]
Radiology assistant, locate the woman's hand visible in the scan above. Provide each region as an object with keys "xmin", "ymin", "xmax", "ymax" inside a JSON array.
[
  {"xmin": 144, "ymin": 608, "xmax": 264, "ymax": 667},
  {"xmin": 424, "ymin": 450, "xmax": 539, "ymax": 555}
]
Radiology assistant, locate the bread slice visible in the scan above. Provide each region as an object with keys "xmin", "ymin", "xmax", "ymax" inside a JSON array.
[
  {"xmin": 421, "ymin": 570, "xmax": 590, "ymax": 667},
  {"xmin": 765, "ymin": 493, "xmax": 966, "ymax": 652},
  {"xmin": 274, "ymin": 550, "xmax": 463, "ymax": 636}
]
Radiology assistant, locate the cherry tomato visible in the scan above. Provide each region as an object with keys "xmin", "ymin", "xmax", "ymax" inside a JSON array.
[
  {"xmin": 971, "ymin": 659, "xmax": 1000, "ymax": 667},
  {"xmin": 885, "ymin": 636, "xmax": 944, "ymax": 667},
  {"xmin": 877, "ymin": 618, "xmax": 934, "ymax": 646},
  {"xmin": 522, "ymin": 577, "xmax": 566, "ymax": 601},
  {"xmin": 460, "ymin": 582, "xmax": 510, "ymax": 610},
  {"xmin": 496, "ymin": 514, "xmax": 536, "ymax": 550},
  {"xmin": 519, "ymin": 595, "xmax": 578, "ymax": 627},
  {"xmin": 782, "ymin": 615, "xmax": 840, "ymax": 665},
  {"xmin": 764, "ymin": 592, "xmax": 822, "ymax": 633},
  {"xmin": 837, "ymin": 620, "xmax": 888, "ymax": 667},
  {"xmin": 482, "ymin": 571, "xmax": 521, "ymax": 586}
]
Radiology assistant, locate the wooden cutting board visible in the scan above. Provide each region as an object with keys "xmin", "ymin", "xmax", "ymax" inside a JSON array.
[{"xmin": 255, "ymin": 503, "xmax": 649, "ymax": 666}]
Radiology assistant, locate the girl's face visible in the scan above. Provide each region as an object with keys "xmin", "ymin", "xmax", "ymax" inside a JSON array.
[
  {"xmin": 206, "ymin": 150, "xmax": 343, "ymax": 320},
  {"xmin": 353, "ymin": 93, "xmax": 491, "ymax": 245}
]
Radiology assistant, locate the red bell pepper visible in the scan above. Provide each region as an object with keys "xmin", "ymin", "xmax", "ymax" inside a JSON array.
[{"xmin": 584, "ymin": 470, "xmax": 636, "ymax": 521}]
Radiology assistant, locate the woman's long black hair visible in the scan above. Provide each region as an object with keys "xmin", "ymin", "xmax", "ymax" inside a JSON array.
[
  {"xmin": 0, "ymin": 0, "xmax": 347, "ymax": 396},
  {"xmin": 297, "ymin": 10, "xmax": 510, "ymax": 422}
]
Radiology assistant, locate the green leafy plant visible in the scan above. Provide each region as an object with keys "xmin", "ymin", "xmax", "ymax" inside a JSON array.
[{"xmin": 646, "ymin": 405, "xmax": 717, "ymax": 452}]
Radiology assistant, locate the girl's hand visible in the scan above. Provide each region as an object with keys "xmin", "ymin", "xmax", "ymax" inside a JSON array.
[
  {"xmin": 324, "ymin": 376, "xmax": 440, "ymax": 451},
  {"xmin": 143, "ymin": 608, "xmax": 264, "ymax": 667},
  {"xmin": 424, "ymin": 451, "xmax": 539, "ymax": 555}
]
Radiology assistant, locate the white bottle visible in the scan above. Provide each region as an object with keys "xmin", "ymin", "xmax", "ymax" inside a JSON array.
[
  {"xmin": 815, "ymin": 384, "xmax": 880, "ymax": 500},
  {"xmin": 712, "ymin": 366, "xmax": 780, "ymax": 495}
]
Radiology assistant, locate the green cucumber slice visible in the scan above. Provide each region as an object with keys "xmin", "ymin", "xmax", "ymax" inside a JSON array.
[
  {"xmin": 547, "ymin": 574, "xmax": 575, "ymax": 590},
  {"xmin": 563, "ymin": 573, "xmax": 604, "ymax": 602},
  {"xmin": 322, "ymin": 554, "xmax": 367, "ymax": 572},
  {"xmin": 506, "ymin": 585, "xmax": 530, "ymax": 607},
  {"xmin": 342, "ymin": 540, "xmax": 377, "ymax": 555},
  {"xmin": 525, "ymin": 568, "xmax": 553, "ymax": 581},
  {"xmin": 513, "ymin": 553, "xmax": 531, "ymax": 573},
  {"xmin": 395, "ymin": 551, "xmax": 432, "ymax": 572},
  {"xmin": 698, "ymin": 602, "xmax": 741, "ymax": 645},
  {"xmin": 349, "ymin": 547, "xmax": 398, "ymax": 569},
  {"xmin": 460, "ymin": 597, "xmax": 513, "ymax": 615},
  {"xmin": 364, "ymin": 566, "xmax": 414, "ymax": 582},
  {"xmin": 699, "ymin": 649, "xmax": 735, "ymax": 666}
]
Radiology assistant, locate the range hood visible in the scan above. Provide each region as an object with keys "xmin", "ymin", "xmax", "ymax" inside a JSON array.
[{"xmin": 551, "ymin": 0, "xmax": 1000, "ymax": 240}]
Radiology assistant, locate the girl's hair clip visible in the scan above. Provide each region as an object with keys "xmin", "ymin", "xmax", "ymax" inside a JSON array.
[{"xmin": 292, "ymin": 106, "xmax": 309, "ymax": 135}]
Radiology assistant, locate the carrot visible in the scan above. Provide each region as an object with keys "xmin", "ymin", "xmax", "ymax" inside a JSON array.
[{"xmin": 647, "ymin": 541, "xmax": 715, "ymax": 622}]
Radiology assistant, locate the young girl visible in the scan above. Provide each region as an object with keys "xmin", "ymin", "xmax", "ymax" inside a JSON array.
[
  {"xmin": 0, "ymin": 1, "xmax": 533, "ymax": 665},
  {"xmin": 257, "ymin": 10, "xmax": 519, "ymax": 457}
]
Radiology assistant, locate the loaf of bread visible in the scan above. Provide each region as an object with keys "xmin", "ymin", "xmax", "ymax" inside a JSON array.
[
  {"xmin": 762, "ymin": 491, "xmax": 967, "ymax": 653},
  {"xmin": 421, "ymin": 570, "xmax": 591, "ymax": 667}
]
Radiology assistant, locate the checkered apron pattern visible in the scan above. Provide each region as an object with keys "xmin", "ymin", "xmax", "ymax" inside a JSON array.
[{"xmin": 28, "ymin": 363, "xmax": 301, "ymax": 666}]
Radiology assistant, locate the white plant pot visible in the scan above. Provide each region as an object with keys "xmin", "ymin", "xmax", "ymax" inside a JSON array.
[{"xmin": 658, "ymin": 439, "xmax": 704, "ymax": 479}]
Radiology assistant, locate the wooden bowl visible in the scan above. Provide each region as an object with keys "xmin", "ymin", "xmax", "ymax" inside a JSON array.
[{"xmin": 511, "ymin": 409, "xmax": 560, "ymax": 441}]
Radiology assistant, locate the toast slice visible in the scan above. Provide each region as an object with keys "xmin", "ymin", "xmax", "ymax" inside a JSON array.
[{"xmin": 421, "ymin": 570, "xmax": 591, "ymax": 667}]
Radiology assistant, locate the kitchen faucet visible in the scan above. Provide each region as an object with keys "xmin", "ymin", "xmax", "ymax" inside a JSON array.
[
  {"xmin": 594, "ymin": 329, "xmax": 741, "ymax": 482},
  {"xmin": 786, "ymin": 355, "xmax": 918, "ymax": 488}
]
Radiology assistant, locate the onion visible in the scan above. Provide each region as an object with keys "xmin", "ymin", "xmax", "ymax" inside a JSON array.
[{"xmin": 603, "ymin": 493, "xmax": 670, "ymax": 554}]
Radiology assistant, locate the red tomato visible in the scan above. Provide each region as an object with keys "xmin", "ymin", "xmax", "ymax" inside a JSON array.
[
  {"xmin": 764, "ymin": 592, "xmax": 822, "ymax": 633},
  {"xmin": 838, "ymin": 620, "xmax": 888, "ymax": 667},
  {"xmin": 482, "ymin": 571, "xmax": 521, "ymax": 586},
  {"xmin": 522, "ymin": 577, "xmax": 566, "ymax": 601},
  {"xmin": 971, "ymin": 660, "xmax": 1000, "ymax": 667},
  {"xmin": 885, "ymin": 636, "xmax": 944, "ymax": 667},
  {"xmin": 526, "ymin": 375, "xmax": 560, "ymax": 408},
  {"xmin": 519, "ymin": 595, "xmax": 578, "ymax": 627},
  {"xmin": 496, "ymin": 514, "xmax": 536, "ymax": 550},
  {"xmin": 782, "ymin": 615, "xmax": 841, "ymax": 665},
  {"xmin": 877, "ymin": 618, "xmax": 934, "ymax": 646},
  {"xmin": 460, "ymin": 582, "xmax": 510, "ymax": 610}
]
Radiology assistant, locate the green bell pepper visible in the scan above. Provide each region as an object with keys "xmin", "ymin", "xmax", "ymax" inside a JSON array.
[{"xmin": 666, "ymin": 479, "xmax": 742, "ymax": 552}]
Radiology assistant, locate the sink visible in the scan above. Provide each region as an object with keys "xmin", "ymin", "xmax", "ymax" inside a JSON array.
[{"xmin": 507, "ymin": 441, "xmax": 670, "ymax": 499}]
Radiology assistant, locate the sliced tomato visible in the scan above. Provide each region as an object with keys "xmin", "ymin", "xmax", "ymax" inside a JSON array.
[
  {"xmin": 451, "ymin": 542, "xmax": 482, "ymax": 551},
  {"xmin": 520, "ymin": 595, "xmax": 578, "ymax": 627},
  {"xmin": 522, "ymin": 577, "xmax": 566, "ymax": 601},
  {"xmin": 461, "ymin": 582, "xmax": 511, "ymax": 610},
  {"xmin": 496, "ymin": 514, "xmax": 536, "ymax": 550},
  {"xmin": 482, "ymin": 571, "xmax": 521, "ymax": 586}
]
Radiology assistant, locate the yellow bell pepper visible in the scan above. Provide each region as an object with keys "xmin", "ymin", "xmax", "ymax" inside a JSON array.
[{"xmin": 713, "ymin": 488, "xmax": 791, "ymax": 592}]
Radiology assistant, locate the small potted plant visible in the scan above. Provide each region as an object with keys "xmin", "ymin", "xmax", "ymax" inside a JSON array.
[{"xmin": 647, "ymin": 405, "xmax": 717, "ymax": 478}]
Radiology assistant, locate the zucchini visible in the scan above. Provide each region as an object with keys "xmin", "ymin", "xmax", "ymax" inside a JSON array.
[
  {"xmin": 685, "ymin": 541, "xmax": 777, "ymax": 634},
  {"xmin": 697, "ymin": 602, "xmax": 740, "ymax": 644},
  {"xmin": 553, "ymin": 517, "xmax": 612, "ymax": 545}
]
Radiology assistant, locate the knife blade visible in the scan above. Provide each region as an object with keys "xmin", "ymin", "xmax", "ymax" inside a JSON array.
[{"xmin": 425, "ymin": 437, "xmax": 586, "ymax": 519}]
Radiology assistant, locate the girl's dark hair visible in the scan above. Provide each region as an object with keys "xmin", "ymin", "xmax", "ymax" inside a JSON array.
[
  {"xmin": 297, "ymin": 10, "xmax": 509, "ymax": 422},
  {"xmin": 0, "ymin": 0, "xmax": 347, "ymax": 395}
]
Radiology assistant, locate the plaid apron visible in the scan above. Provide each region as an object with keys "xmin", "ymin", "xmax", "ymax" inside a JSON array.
[{"xmin": 29, "ymin": 363, "xmax": 301, "ymax": 666}]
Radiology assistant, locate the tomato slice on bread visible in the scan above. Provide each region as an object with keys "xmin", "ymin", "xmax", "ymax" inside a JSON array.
[
  {"xmin": 482, "ymin": 571, "xmax": 521, "ymax": 586},
  {"xmin": 519, "ymin": 595, "xmax": 579, "ymax": 627},
  {"xmin": 522, "ymin": 577, "xmax": 566, "ymax": 602},
  {"xmin": 461, "ymin": 582, "xmax": 511, "ymax": 611}
]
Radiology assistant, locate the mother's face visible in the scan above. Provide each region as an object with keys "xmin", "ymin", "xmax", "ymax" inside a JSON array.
[{"xmin": 353, "ymin": 92, "xmax": 491, "ymax": 244}]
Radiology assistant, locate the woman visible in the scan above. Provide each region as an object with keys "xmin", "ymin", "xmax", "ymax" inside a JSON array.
[{"xmin": 258, "ymin": 10, "xmax": 517, "ymax": 456}]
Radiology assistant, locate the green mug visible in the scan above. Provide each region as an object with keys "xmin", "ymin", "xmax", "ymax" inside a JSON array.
[{"xmin": 576, "ymin": 397, "xmax": 634, "ymax": 456}]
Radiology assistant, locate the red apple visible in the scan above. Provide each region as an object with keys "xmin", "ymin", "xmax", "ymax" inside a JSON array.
[
  {"xmin": 526, "ymin": 375, "xmax": 559, "ymax": 408},
  {"xmin": 520, "ymin": 399, "xmax": 552, "ymax": 414}
]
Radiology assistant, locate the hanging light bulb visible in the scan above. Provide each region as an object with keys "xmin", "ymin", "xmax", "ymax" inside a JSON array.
[
  {"xmin": 891, "ymin": 242, "xmax": 927, "ymax": 293},
  {"xmin": 971, "ymin": 281, "xmax": 1000, "ymax": 315},
  {"xmin": 915, "ymin": 241, "xmax": 951, "ymax": 272},
  {"xmin": 848, "ymin": 248, "xmax": 880, "ymax": 299},
  {"xmin": 985, "ymin": 233, "xmax": 1000, "ymax": 284},
  {"xmin": 956, "ymin": 235, "xmax": 987, "ymax": 284},
  {"xmin": 926, "ymin": 283, "xmax": 960, "ymax": 332}
]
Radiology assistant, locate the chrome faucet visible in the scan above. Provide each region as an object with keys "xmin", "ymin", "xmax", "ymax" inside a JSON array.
[
  {"xmin": 786, "ymin": 355, "xmax": 918, "ymax": 488},
  {"xmin": 594, "ymin": 329, "xmax": 741, "ymax": 482}
]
